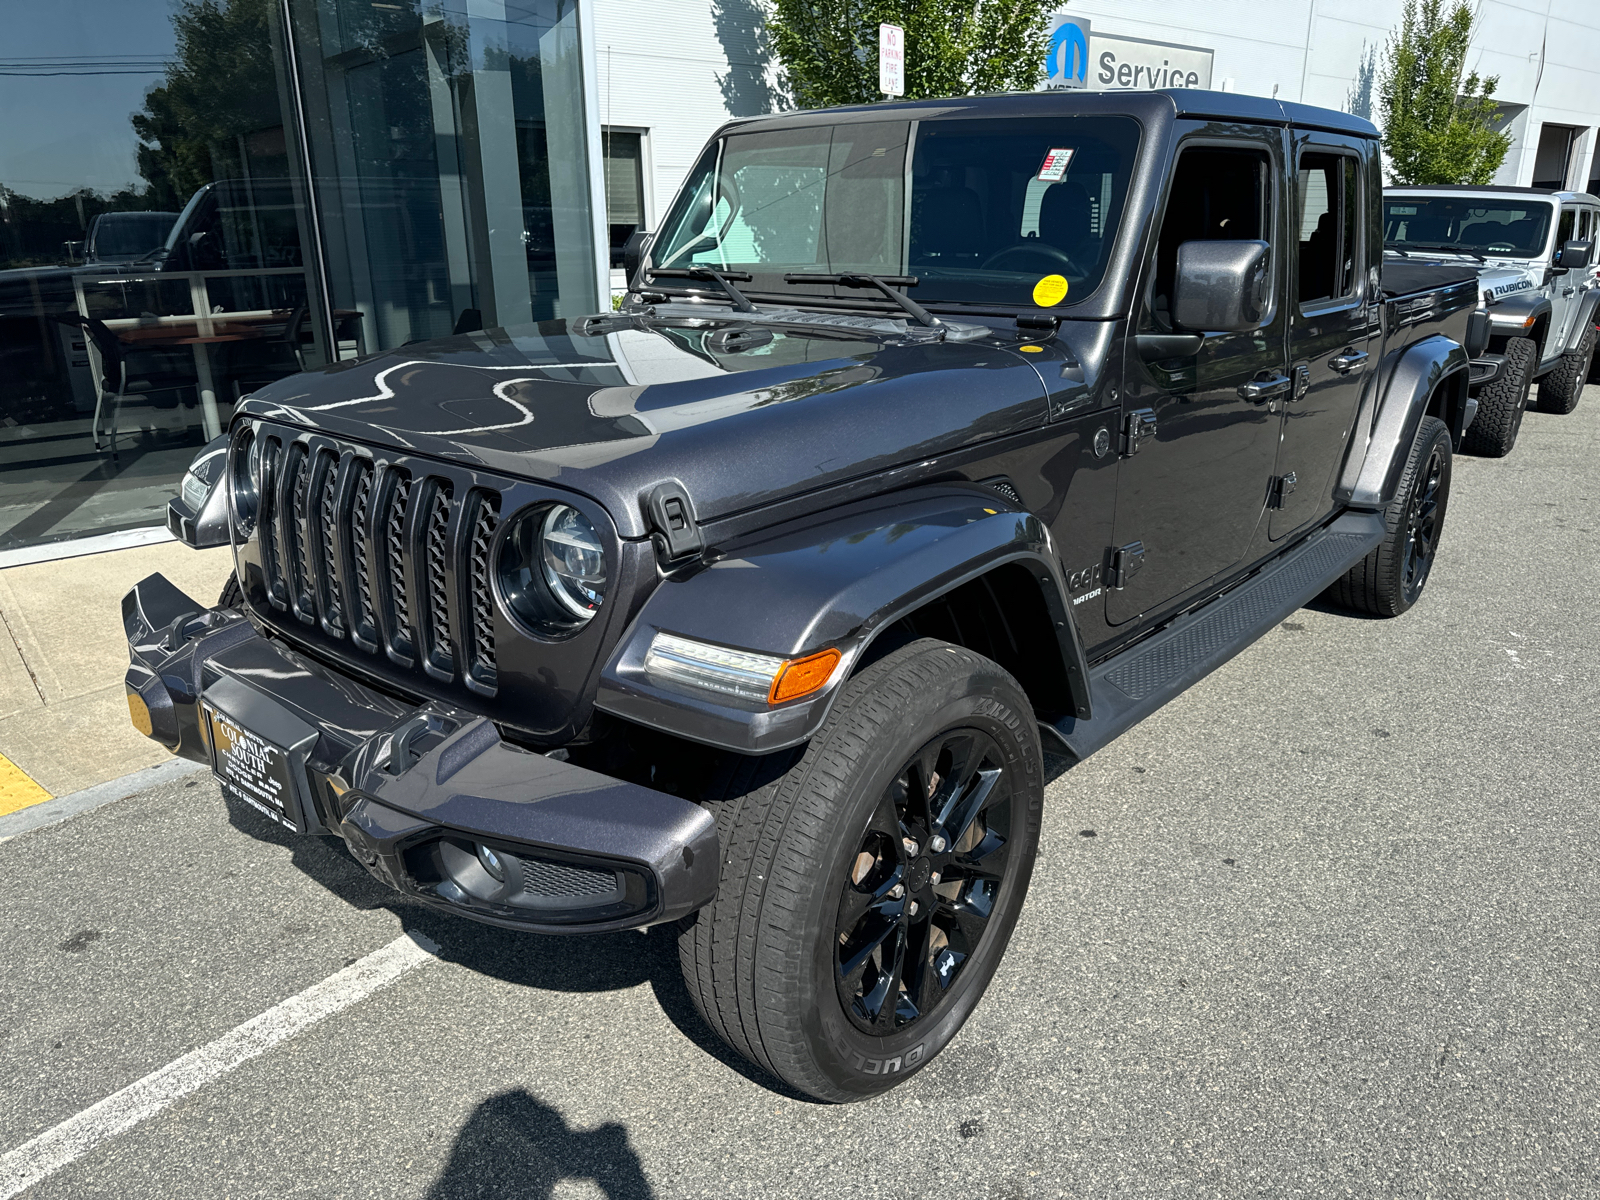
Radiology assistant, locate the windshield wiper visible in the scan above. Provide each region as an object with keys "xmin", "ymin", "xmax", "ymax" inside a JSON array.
[
  {"xmin": 784, "ymin": 273, "xmax": 941, "ymax": 329},
  {"xmin": 646, "ymin": 267, "xmax": 757, "ymax": 313},
  {"xmin": 1400, "ymin": 243, "xmax": 1486, "ymax": 262}
]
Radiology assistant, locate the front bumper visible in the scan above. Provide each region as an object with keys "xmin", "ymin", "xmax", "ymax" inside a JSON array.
[{"xmin": 123, "ymin": 572, "xmax": 719, "ymax": 933}]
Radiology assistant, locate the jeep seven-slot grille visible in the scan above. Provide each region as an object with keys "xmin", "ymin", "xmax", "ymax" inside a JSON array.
[{"xmin": 255, "ymin": 439, "xmax": 500, "ymax": 693}]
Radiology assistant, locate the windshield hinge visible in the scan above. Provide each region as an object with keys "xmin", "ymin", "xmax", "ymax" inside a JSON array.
[{"xmin": 1121, "ymin": 408, "xmax": 1157, "ymax": 455}]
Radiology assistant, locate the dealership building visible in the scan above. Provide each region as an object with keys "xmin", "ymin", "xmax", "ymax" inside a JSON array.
[{"xmin": 1, "ymin": 0, "xmax": 1597, "ymax": 559}]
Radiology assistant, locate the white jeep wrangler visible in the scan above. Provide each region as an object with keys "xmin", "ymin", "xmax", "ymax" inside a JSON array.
[{"xmin": 1385, "ymin": 185, "xmax": 1600, "ymax": 456}]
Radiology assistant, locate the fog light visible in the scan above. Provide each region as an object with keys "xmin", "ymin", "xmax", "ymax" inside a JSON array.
[{"xmin": 476, "ymin": 843, "xmax": 506, "ymax": 882}]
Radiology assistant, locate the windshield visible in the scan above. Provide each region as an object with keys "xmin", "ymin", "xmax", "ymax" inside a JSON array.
[
  {"xmin": 1384, "ymin": 196, "xmax": 1554, "ymax": 257},
  {"xmin": 651, "ymin": 116, "xmax": 1141, "ymax": 309}
]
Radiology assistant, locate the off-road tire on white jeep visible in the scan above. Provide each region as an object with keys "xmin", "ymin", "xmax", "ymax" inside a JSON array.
[
  {"xmin": 1326, "ymin": 416, "xmax": 1452, "ymax": 618},
  {"xmin": 678, "ymin": 639, "xmax": 1043, "ymax": 1102},
  {"xmin": 1461, "ymin": 335, "xmax": 1535, "ymax": 457},
  {"xmin": 1534, "ymin": 323, "xmax": 1593, "ymax": 415},
  {"xmin": 218, "ymin": 575, "xmax": 242, "ymax": 608}
]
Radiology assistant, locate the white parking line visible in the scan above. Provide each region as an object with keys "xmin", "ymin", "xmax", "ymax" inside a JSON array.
[{"xmin": 0, "ymin": 931, "xmax": 439, "ymax": 1199}]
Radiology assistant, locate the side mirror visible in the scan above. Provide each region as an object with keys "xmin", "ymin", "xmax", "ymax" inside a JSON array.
[
  {"xmin": 1554, "ymin": 239, "xmax": 1593, "ymax": 270},
  {"xmin": 1172, "ymin": 240, "xmax": 1271, "ymax": 332},
  {"xmin": 623, "ymin": 229, "xmax": 652, "ymax": 285}
]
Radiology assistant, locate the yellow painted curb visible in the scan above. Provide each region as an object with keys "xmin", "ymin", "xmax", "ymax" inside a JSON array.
[{"xmin": 0, "ymin": 752, "xmax": 52, "ymax": 816}]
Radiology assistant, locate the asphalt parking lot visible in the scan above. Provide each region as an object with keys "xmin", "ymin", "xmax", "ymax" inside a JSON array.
[{"xmin": 2, "ymin": 384, "xmax": 1597, "ymax": 1200}]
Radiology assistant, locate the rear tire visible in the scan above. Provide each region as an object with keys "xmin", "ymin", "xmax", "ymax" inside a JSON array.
[
  {"xmin": 1325, "ymin": 416, "xmax": 1451, "ymax": 618},
  {"xmin": 1461, "ymin": 335, "xmax": 1535, "ymax": 457},
  {"xmin": 678, "ymin": 639, "xmax": 1043, "ymax": 1102},
  {"xmin": 1534, "ymin": 323, "xmax": 1592, "ymax": 415},
  {"xmin": 218, "ymin": 575, "xmax": 242, "ymax": 608}
]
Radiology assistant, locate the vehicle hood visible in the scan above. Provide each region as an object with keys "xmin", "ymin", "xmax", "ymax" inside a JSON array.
[
  {"xmin": 241, "ymin": 314, "xmax": 1053, "ymax": 538},
  {"xmin": 1384, "ymin": 249, "xmax": 1542, "ymax": 300}
]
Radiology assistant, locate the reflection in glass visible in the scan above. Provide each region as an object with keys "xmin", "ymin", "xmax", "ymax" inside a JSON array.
[
  {"xmin": 0, "ymin": 0, "xmax": 321, "ymax": 551},
  {"xmin": 288, "ymin": 0, "xmax": 600, "ymax": 348}
]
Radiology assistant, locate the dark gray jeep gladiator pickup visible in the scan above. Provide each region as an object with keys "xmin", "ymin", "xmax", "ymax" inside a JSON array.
[{"xmin": 130, "ymin": 89, "xmax": 1477, "ymax": 1102}]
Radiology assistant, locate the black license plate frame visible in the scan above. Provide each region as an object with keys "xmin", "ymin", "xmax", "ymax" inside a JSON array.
[{"xmin": 201, "ymin": 675, "xmax": 319, "ymax": 833}]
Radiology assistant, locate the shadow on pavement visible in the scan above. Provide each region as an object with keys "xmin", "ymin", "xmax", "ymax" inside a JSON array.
[
  {"xmin": 426, "ymin": 1088, "xmax": 655, "ymax": 1200},
  {"xmin": 219, "ymin": 788, "xmax": 806, "ymax": 1097}
]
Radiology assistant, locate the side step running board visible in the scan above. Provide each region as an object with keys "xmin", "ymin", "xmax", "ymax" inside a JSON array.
[{"xmin": 1042, "ymin": 511, "xmax": 1386, "ymax": 762}]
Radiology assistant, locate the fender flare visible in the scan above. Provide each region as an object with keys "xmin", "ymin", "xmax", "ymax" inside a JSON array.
[
  {"xmin": 1337, "ymin": 334, "xmax": 1467, "ymax": 511},
  {"xmin": 594, "ymin": 486, "xmax": 1091, "ymax": 754},
  {"xmin": 1486, "ymin": 291, "xmax": 1553, "ymax": 348}
]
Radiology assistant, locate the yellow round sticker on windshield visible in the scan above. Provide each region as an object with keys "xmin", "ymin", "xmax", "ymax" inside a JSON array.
[{"xmin": 1032, "ymin": 274, "xmax": 1069, "ymax": 307}]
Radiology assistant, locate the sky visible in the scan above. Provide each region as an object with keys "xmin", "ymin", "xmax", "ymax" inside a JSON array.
[{"xmin": 0, "ymin": 0, "xmax": 179, "ymax": 199}]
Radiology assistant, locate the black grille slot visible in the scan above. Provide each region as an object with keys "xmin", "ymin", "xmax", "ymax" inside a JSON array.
[
  {"xmin": 383, "ymin": 471, "xmax": 413, "ymax": 652},
  {"xmin": 349, "ymin": 461, "xmax": 376, "ymax": 644},
  {"xmin": 285, "ymin": 444, "xmax": 313, "ymax": 619},
  {"xmin": 316, "ymin": 452, "xmax": 344, "ymax": 634},
  {"xmin": 258, "ymin": 437, "xmax": 285, "ymax": 607},
  {"xmin": 466, "ymin": 494, "xmax": 498, "ymax": 688},
  {"xmin": 519, "ymin": 858, "xmax": 618, "ymax": 899},
  {"xmin": 423, "ymin": 483, "xmax": 454, "ymax": 671}
]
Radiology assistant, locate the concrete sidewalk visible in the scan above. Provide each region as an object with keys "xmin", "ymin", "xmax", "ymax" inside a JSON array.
[{"xmin": 0, "ymin": 540, "xmax": 232, "ymax": 808}]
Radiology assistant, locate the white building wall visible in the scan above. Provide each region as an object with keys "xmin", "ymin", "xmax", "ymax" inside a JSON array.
[
  {"xmin": 589, "ymin": 0, "xmax": 780, "ymax": 229},
  {"xmin": 1057, "ymin": 0, "xmax": 1600, "ymax": 190},
  {"xmin": 584, "ymin": 0, "xmax": 1600, "ymax": 244}
]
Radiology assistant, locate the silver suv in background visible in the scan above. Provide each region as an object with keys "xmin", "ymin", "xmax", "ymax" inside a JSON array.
[{"xmin": 1385, "ymin": 185, "xmax": 1599, "ymax": 456}]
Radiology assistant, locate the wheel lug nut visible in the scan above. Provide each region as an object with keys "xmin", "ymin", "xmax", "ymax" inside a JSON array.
[
  {"xmin": 889, "ymin": 884, "xmax": 905, "ymax": 899},
  {"xmin": 930, "ymin": 835, "xmax": 947, "ymax": 853},
  {"xmin": 931, "ymin": 872, "xmax": 941, "ymax": 885},
  {"xmin": 903, "ymin": 838, "xmax": 919, "ymax": 857},
  {"xmin": 908, "ymin": 901, "xmax": 919, "ymax": 917}
]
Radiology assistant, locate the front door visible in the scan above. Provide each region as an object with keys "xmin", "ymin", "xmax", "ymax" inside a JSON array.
[
  {"xmin": 1108, "ymin": 132, "xmax": 1290, "ymax": 625},
  {"xmin": 1271, "ymin": 135, "xmax": 1377, "ymax": 540}
]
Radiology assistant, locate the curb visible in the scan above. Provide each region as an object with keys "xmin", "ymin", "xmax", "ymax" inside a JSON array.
[{"xmin": 0, "ymin": 757, "xmax": 208, "ymax": 842}]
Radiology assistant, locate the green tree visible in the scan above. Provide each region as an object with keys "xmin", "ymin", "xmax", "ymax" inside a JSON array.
[
  {"xmin": 767, "ymin": 0, "xmax": 1055, "ymax": 109},
  {"xmin": 133, "ymin": 0, "xmax": 286, "ymax": 207},
  {"xmin": 1377, "ymin": 0, "xmax": 1511, "ymax": 185}
]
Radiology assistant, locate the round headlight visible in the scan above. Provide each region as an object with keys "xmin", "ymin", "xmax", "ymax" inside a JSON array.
[
  {"xmin": 497, "ymin": 503, "xmax": 607, "ymax": 632},
  {"xmin": 229, "ymin": 427, "xmax": 258, "ymax": 533}
]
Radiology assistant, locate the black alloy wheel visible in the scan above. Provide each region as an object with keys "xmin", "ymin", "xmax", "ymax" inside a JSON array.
[
  {"xmin": 835, "ymin": 729, "xmax": 1012, "ymax": 1034},
  {"xmin": 678, "ymin": 639, "xmax": 1043, "ymax": 1102},
  {"xmin": 1325, "ymin": 415, "xmax": 1452, "ymax": 618},
  {"xmin": 1400, "ymin": 436, "xmax": 1447, "ymax": 606}
]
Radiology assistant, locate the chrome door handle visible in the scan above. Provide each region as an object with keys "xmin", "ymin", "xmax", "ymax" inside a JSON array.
[
  {"xmin": 1329, "ymin": 348, "xmax": 1369, "ymax": 372},
  {"xmin": 1238, "ymin": 373, "xmax": 1292, "ymax": 401}
]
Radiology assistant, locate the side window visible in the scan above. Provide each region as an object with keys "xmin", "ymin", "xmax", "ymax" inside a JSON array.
[
  {"xmin": 1556, "ymin": 207, "xmax": 1576, "ymax": 250},
  {"xmin": 1296, "ymin": 152, "xmax": 1359, "ymax": 304},
  {"xmin": 1579, "ymin": 209, "xmax": 1593, "ymax": 241},
  {"xmin": 1147, "ymin": 146, "xmax": 1274, "ymax": 330}
]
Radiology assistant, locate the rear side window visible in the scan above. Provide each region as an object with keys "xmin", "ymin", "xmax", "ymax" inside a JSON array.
[
  {"xmin": 1296, "ymin": 152, "xmax": 1359, "ymax": 304},
  {"xmin": 1147, "ymin": 146, "xmax": 1274, "ymax": 329}
]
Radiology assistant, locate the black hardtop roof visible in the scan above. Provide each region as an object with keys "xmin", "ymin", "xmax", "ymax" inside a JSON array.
[{"xmin": 719, "ymin": 88, "xmax": 1378, "ymax": 140}]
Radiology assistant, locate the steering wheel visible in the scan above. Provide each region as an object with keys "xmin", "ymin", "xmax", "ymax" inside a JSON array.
[{"xmin": 981, "ymin": 240, "xmax": 1080, "ymax": 275}]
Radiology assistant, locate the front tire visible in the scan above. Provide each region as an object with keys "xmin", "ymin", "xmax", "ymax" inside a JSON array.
[
  {"xmin": 1325, "ymin": 415, "xmax": 1451, "ymax": 618},
  {"xmin": 1461, "ymin": 335, "xmax": 1535, "ymax": 457},
  {"xmin": 218, "ymin": 574, "xmax": 243, "ymax": 608},
  {"xmin": 1534, "ymin": 323, "xmax": 1592, "ymax": 415},
  {"xmin": 678, "ymin": 639, "xmax": 1043, "ymax": 1102}
]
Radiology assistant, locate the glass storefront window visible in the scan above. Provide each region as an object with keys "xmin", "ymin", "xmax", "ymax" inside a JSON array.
[
  {"xmin": 0, "ymin": 0, "xmax": 326, "ymax": 552},
  {"xmin": 286, "ymin": 0, "xmax": 601, "ymax": 348},
  {"xmin": 1, "ymin": 0, "xmax": 603, "ymax": 555}
]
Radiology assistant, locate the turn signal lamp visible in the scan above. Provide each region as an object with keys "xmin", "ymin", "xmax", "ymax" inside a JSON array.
[{"xmin": 644, "ymin": 632, "xmax": 842, "ymax": 706}]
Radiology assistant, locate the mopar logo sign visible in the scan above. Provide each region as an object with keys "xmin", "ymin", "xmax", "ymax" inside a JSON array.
[{"xmin": 1044, "ymin": 15, "xmax": 1090, "ymax": 89}]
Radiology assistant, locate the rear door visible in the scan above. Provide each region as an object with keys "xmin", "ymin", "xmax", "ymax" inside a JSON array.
[
  {"xmin": 1270, "ymin": 132, "xmax": 1378, "ymax": 540},
  {"xmin": 1108, "ymin": 128, "xmax": 1290, "ymax": 625}
]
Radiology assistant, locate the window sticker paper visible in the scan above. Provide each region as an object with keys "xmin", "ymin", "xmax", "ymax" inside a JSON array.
[{"xmin": 1037, "ymin": 148, "xmax": 1075, "ymax": 182}]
